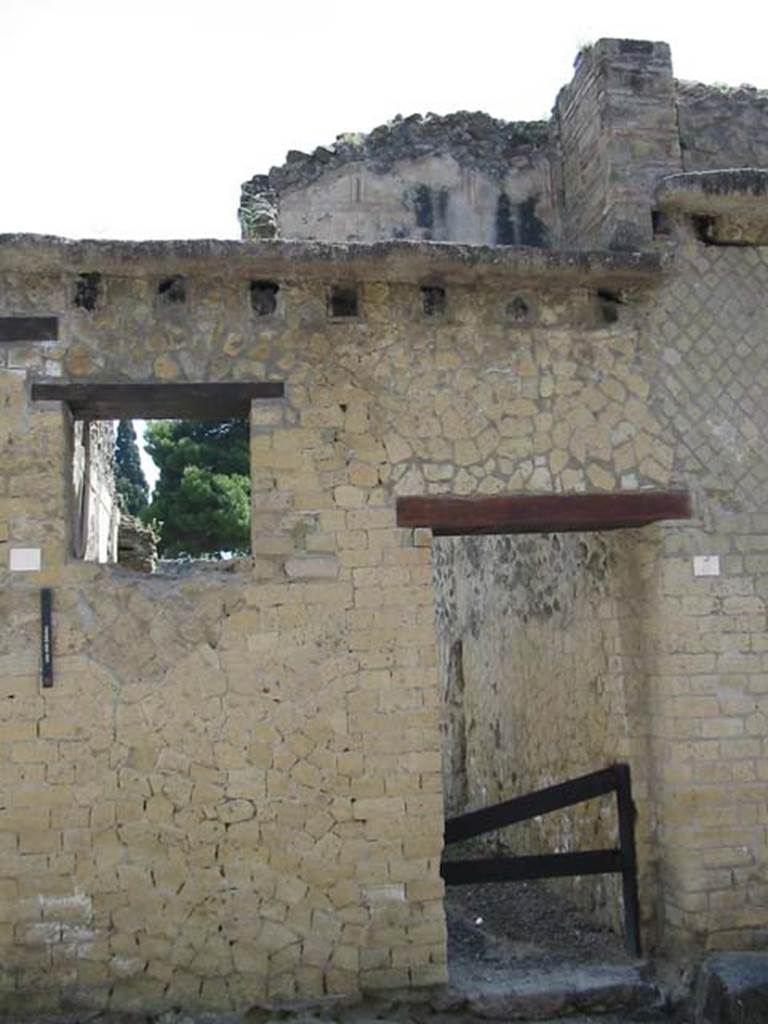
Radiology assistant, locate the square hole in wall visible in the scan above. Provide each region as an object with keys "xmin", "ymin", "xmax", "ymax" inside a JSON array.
[
  {"xmin": 250, "ymin": 280, "xmax": 279, "ymax": 316},
  {"xmin": 596, "ymin": 289, "xmax": 624, "ymax": 324},
  {"xmin": 328, "ymin": 285, "xmax": 359, "ymax": 319},
  {"xmin": 73, "ymin": 273, "xmax": 102, "ymax": 312},
  {"xmin": 421, "ymin": 285, "xmax": 446, "ymax": 317},
  {"xmin": 505, "ymin": 295, "xmax": 532, "ymax": 323},
  {"xmin": 158, "ymin": 275, "xmax": 187, "ymax": 304},
  {"xmin": 651, "ymin": 209, "xmax": 672, "ymax": 238}
]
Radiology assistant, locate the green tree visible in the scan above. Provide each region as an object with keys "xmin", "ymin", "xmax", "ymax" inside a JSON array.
[
  {"xmin": 114, "ymin": 420, "xmax": 149, "ymax": 516},
  {"xmin": 142, "ymin": 419, "xmax": 250, "ymax": 557}
]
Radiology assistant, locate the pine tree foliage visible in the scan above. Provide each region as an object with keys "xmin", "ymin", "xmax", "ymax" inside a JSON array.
[
  {"xmin": 142, "ymin": 419, "xmax": 250, "ymax": 557},
  {"xmin": 114, "ymin": 420, "xmax": 149, "ymax": 517}
]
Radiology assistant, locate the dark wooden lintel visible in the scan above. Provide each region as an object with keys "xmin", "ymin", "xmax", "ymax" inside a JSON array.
[
  {"xmin": 0, "ymin": 316, "xmax": 58, "ymax": 342},
  {"xmin": 30, "ymin": 381, "xmax": 284, "ymax": 419},
  {"xmin": 397, "ymin": 490, "xmax": 692, "ymax": 535}
]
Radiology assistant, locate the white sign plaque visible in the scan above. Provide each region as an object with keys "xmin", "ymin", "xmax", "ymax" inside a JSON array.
[
  {"xmin": 693, "ymin": 555, "xmax": 720, "ymax": 577},
  {"xmin": 9, "ymin": 547, "xmax": 42, "ymax": 572}
]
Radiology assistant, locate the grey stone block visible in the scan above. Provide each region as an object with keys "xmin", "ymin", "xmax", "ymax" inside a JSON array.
[{"xmin": 695, "ymin": 953, "xmax": 768, "ymax": 1024}]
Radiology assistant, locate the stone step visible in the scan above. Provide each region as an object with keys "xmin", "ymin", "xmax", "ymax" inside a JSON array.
[
  {"xmin": 249, "ymin": 1009, "xmax": 669, "ymax": 1024},
  {"xmin": 427, "ymin": 963, "xmax": 664, "ymax": 1021},
  {"xmin": 424, "ymin": 1018, "xmax": 667, "ymax": 1024},
  {"xmin": 695, "ymin": 952, "xmax": 768, "ymax": 1024}
]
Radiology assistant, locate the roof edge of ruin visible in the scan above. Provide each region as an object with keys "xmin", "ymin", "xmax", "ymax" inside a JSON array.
[
  {"xmin": 675, "ymin": 78, "xmax": 768, "ymax": 101},
  {"xmin": 656, "ymin": 169, "xmax": 768, "ymax": 215},
  {"xmin": 241, "ymin": 111, "xmax": 552, "ymax": 200},
  {"xmin": 0, "ymin": 233, "xmax": 668, "ymax": 286}
]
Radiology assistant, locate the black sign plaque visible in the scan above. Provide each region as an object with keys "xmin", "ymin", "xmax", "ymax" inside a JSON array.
[{"xmin": 41, "ymin": 588, "xmax": 53, "ymax": 688}]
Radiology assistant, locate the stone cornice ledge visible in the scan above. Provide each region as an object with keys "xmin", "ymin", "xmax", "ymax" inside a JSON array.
[
  {"xmin": 655, "ymin": 169, "xmax": 768, "ymax": 216},
  {"xmin": 0, "ymin": 234, "xmax": 666, "ymax": 288}
]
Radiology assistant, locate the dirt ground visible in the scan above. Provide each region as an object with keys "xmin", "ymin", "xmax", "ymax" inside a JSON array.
[{"xmin": 445, "ymin": 876, "xmax": 633, "ymax": 980}]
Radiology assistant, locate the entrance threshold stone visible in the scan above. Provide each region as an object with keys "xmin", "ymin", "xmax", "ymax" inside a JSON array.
[
  {"xmin": 431, "ymin": 963, "xmax": 661, "ymax": 1020},
  {"xmin": 695, "ymin": 953, "xmax": 768, "ymax": 1024}
]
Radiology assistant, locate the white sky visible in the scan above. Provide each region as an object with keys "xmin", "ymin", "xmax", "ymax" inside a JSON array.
[{"xmin": 3, "ymin": 0, "xmax": 768, "ymax": 242}]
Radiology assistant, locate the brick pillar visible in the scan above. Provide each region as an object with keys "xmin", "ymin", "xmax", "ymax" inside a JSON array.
[{"xmin": 555, "ymin": 38, "xmax": 683, "ymax": 250}]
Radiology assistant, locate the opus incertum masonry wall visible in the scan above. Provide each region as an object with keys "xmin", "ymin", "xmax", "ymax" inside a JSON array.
[{"xmin": 2, "ymin": 36, "xmax": 768, "ymax": 1016}]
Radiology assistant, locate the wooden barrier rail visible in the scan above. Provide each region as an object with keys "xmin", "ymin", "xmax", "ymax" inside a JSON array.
[{"xmin": 441, "ymin": 763, "xmax": 641, "ymax": 957}]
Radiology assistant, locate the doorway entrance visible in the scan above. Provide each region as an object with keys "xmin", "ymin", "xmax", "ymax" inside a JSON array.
[{"xmin": 397, "ymin": 490, "xmax": 691, "ymax": 978}]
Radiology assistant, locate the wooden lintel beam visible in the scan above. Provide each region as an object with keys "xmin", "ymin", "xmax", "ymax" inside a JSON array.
[
  {"xmin": 30, "ymin": 381, "xmax": 284, "ymax": 420},
  {"xmin": 0, "ymin": 316, "xmax": 58, "ymax": 342},
  {"xmin": 397, "ymin": 490, "xmax": 692, "ymax": 535}
]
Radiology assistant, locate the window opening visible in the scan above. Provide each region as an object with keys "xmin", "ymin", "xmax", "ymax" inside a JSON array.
[
  {"xmin": 496, "ymin": 193, "xmax": 517, "ymax": 245},
  {"xmin": 651, "ymin": 209, "xmax": 672, "ymax": 238},
  {"xmin": 138, "ymin": 418, "xmax": 251, "ymax": 564},
  {"xmin": 33, "ymin": 382, "xmax": 283, "ymax": 572},
  {"xmin": 414, "ymin": 185, "xmax": 434, "ymax": 230},
  {"xmin": 519, "ymin": 195, "xmax": 548, "ymax": 247},
  {"xmin": 436, "ymin": 188, "xmax": 450, "ymax": 224},
  {"xmin": 71, "ymin": 416, "xmax": 253, "ymax": 571}
]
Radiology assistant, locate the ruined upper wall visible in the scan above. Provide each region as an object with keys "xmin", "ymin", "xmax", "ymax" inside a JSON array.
[
  {"xmin": 243, "ymin": 41, "xmax": 768, "ymax": 253},
  {"xmin": 239, "ymin": 113, "xmax": 556, "ymax": 247},
  {"xmin": 676, "ymin": 81, "xmax": 768, "ymax": 171}
]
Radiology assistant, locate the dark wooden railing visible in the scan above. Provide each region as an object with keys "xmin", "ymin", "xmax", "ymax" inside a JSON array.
[{"xmin": 441, "ymin": 763, "xmax": 641, "ymax": 957}]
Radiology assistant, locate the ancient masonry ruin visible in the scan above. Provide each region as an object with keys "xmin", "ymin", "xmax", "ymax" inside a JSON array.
[{"xmin": 2, "ymin": 36, "xmax": 768, "ymax": 1016}]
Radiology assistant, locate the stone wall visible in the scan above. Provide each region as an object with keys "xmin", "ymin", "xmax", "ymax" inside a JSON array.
[
  {"xmin": 117, "ymin": 514, "xmax": 157, "ymax": 573},
  {"xmin": 274, "ymin": 154, "xmax": 555, "ymax": 248},
  {"xmin": 0, "ymin": 247, "xmax": 459, "ymax": 1015},
  {"xmin": 0, "ymin": 237, "xmax": 662, "ymax": 1015},
  {"xmin": 639, "ymin": 241, "xmax": 768, "ymax": 953},
  {"xmin": 677, "ymin": 82, "xmax": 768, "ymax": 172},
  {"xmin": 0, "ymin": 561, "xmax": 446, "ymax": 1015},
  {"xmin": 3, "ymin": 196, "xmax": 768, "ymax": 1009}
]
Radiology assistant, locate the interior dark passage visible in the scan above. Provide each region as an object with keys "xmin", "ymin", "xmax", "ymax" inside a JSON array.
[{"xmin": 432, "ymin": 529, "xmax": 642, "ymax": 978}]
